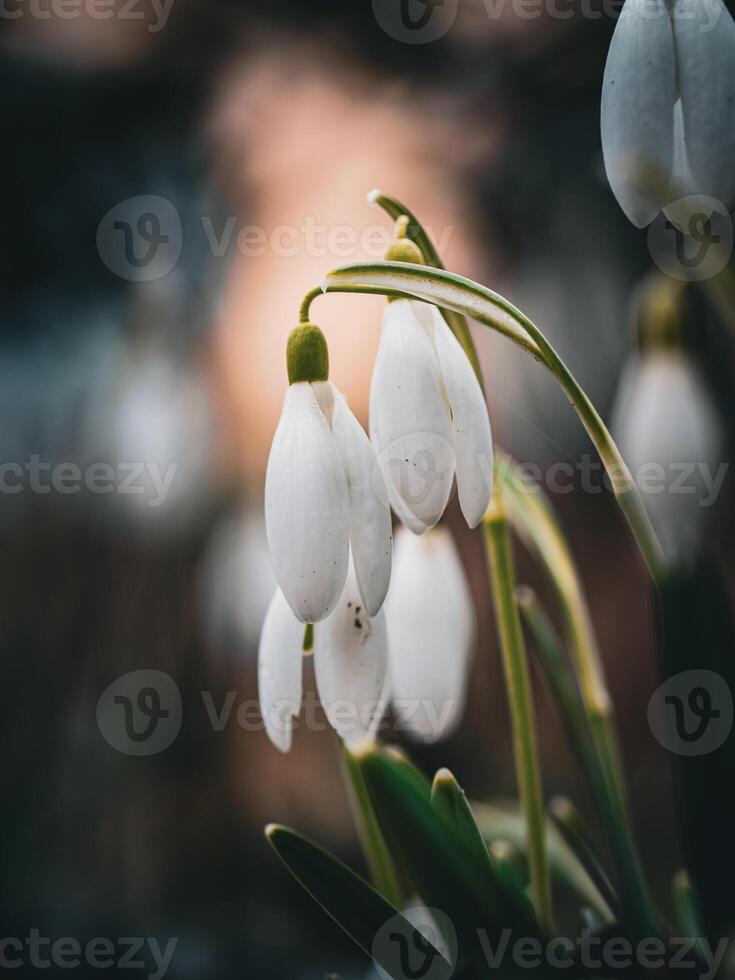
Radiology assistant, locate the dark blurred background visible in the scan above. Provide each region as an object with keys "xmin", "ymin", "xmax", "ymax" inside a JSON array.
[{"xmin": 2, "ymin": 1, "xmax": 735, "ymax": 976}]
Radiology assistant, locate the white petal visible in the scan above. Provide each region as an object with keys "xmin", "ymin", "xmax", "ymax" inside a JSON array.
[
  {"xmin": 258, "ymin": 588, "xmax": 304, "ymax": 752},
  {"xmin": 265, "ymin": 382, "xmax": 350, "ymax": 623},
  {"xmin": 672, "ymin": 0, "xmax": 735, "ymax": 208},
  {"xmin": 369, "ymin": 299, "xmax": 456, "ymax": 532},
  {"xmin": 612, "ymin": 351, "xmax": 722, "ymax": 566},
  {"xmin": 601, "ymin": 0, "xmax": 676, "ymax": 227},
  {"xmin": 386, "ymin": 527, "xmax": 475, "ymax": 742},
  {"xmin": 330, "ymin": 389, "xmax": 393, "ymax": 616},
  {"xmin": 313, "ymin": 559, "xmax": 390, "ymax": 746},
  {"xmin": 432, "ymin": 309, "xmax": 493, "ymax": 528}
]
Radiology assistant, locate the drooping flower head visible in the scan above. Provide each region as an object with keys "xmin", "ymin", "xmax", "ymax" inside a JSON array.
[
  {"xmin": 612, "ymin": 277, "xmax": 723, "ymax": 566},
  {"xmin": 265, "ymin": 322, "xmax": 392, "ymax": 623},
  {"xmin": 258, "ymin": 557, "xmax": 390, "ymax": 752},
  {"xmin": 601, "ymin": 0, "xmax": 735, "ymax": 227},
  {"xmin": 369, "ymin": 237, "xmax": 494, "ymax": 534}
]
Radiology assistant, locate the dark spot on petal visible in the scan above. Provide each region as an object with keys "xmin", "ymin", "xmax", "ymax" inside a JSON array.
[{"xmin": 354, "ymin": 618, "xmax": 362, "ymax": 629}]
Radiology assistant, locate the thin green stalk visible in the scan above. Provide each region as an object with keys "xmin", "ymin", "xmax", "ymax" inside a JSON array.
[
  {"xmin": 516, "ymin": 585, "xmax": 607, "ymax": 809},
  {"xmin": 483, "ymin": 489, "xmax": 552, "ymax": 934},
  {"xmin": 311, "ymin": 260, "xmax": 664, "ymax": 586},
  {"xmin": 589, "ymin": 710, "xmax": 660, "ymax": 940},
  {"xmin": 673, "ymin": 870, "xmax": 707, "ymax": 959},
  {"xmin": 549, "ymin": 796, "xmax": 620, "ymax": 921},
  {"xmin": 498, "ymin": 456, "xmax": 658, "ymax": 940},
  {"xmin": 341, "ymin": 744, "xmax": 403, "ymax": 909},
  {"xmin": 495, "ymin": 452, "xmax": 609, "ymax": 714}
]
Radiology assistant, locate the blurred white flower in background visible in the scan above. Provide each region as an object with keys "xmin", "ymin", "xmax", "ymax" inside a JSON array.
[
  {"xmin": 601, "ymin": 0, "xmax": 735, "ymax": 227},
  {"xmin": 90, "ymin": 343, "xmax": 215, "ymax": 535},
  {"xmin": 386, "ymin": 525, "xmax": 475, "ymax": 743},
  {"xmin": 612, "ymin": 346, "xmax": 724, "ymax": 567},
  {"xmin": 200, "ymin": 509, "xmax": 276, "ymax": 655},
  {"xmin": 370, "ymin": 299, "xmax": 493, "ymax": 534}
]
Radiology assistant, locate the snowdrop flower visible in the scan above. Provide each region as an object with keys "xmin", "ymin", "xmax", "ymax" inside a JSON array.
[
  {"xmin": 200, "ymin": 509, "xmax": 276, "ymax": 654},
  {"xmin": 601, "ymin": 0, "xmax": 735, "ymax": 227},
  {"xmin": 386, "ymin": 526, "xmax": 475, "ymax": 742},
  {"xmin": 369, "ymin": 239, "xmax": 493, "ymax": 534},
  {"xmin": 265, "ymin": 323, "xmax": 392, "ymax": 624},
  {"xmin": 94, "ymin": 344, "xmax": 214, "ymax": 534},
  {"xmin": 258, "ymin": 557, "xmax": 389, "ymax": 752},
  {"xmin": 612, "ymin": 321, "xmax": 723, "ymax": 567}
]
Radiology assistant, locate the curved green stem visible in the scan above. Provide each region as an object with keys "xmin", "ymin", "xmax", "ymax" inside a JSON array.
[
  {"xmin": 484, "ymin": 488, "xmax": 553, "ymax": 934},
  {"xmin": 342, "ymin": 744, "xmax": 403, "ymax": 909},
  {"xmin": 301, "ymin": 277, "xmax": 543, "ymax": 363},
  {"xmin": 314, "ymin": 260, "xmax": 664, "ymax": 588},
  {"xmin": 360, "ymin": 193, "xmax": 661, "ymax": 940},
  {"xmin": 498, "ymin": 453, "xmax": 659, "ymax": 940}
]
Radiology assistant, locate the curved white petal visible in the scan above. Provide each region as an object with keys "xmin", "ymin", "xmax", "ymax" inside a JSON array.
[
  {"xmin": 330, "ymin": 389, "xmax": 393, "ymax": 616},
  {"xmin": 386, "ymin": 527, "xmax": 475, "ymax": 742},
  {"xmin": 313, "ymin": 559, "xmax": 390, "ymax": 746},
  {"xmin": 601, "ymin": 0, "xmax": 676, "ymax": 226},
  {"xmin": 432, "ymin": 310, "xmax": 493, "ymax": 528},
  {"xmin": 369, "ymin": 299, "xmax": 455, "ymax": 532},
  {"xmin": 258, "ymin": 588, "xmax": 304, "ymax": 752},
  {"xmin": 612, "ymin": 351, "xmax": 722, "ymax": 567},
  {"xmin": 672, "ymin": 0, "xmax": 735, "ymax": 208},
  {"xmin": 265, "ymin": 382, "xmax": 350, "ymax": 623}
]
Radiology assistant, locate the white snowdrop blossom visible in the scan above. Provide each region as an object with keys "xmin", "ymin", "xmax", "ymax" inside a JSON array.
[
  {"xmin": 258, "ymin": 558, "xmax": 390, "ymax": 752},
  {"xmin": 370, "ymin": 298, "xmax": 493, "ymax": 535},
  {"xmin": 265, "ymin": 324, "xmax": 392, "ymax": 624},
  {"xmin": 601, "ymin": 0, "xmax": 735, "ymax": 227},
  {"xmin": 386, "ymin": 525, "xmax": 475, "ymax": 742},
  {"xmin": 612, "ymin": 349, "xmax": 723, "ymax": 567}
]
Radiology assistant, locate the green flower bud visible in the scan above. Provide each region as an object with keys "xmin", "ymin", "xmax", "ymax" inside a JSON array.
[
  {"xmin": 287, "ymin": 322, "xmax": 329, "ymax": 384},
  {"xmin": 385, "ymin": 236, "xmax": 424, "ymax": 265}
]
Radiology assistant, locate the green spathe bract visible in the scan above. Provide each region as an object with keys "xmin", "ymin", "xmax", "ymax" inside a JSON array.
[{"xmin": 287, "ymin": 322, "xmax": 329, "ymax": 384}]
